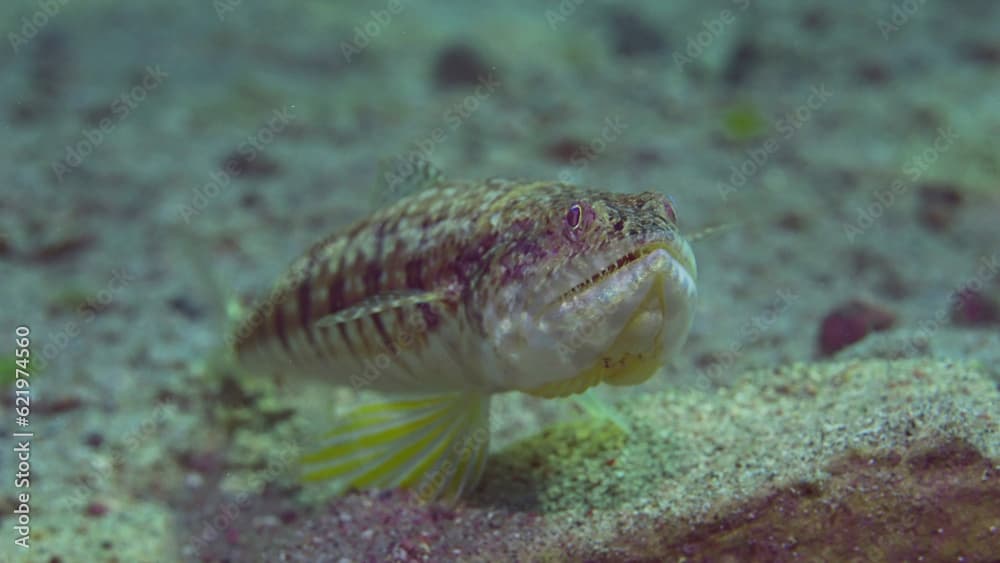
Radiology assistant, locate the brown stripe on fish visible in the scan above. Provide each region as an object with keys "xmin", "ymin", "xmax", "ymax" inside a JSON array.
[
  {"xmin": 404, "ymin": 257, "xmax": 442, "ymax": 332},
  {"xmin": 346, "ymin": 265, "xmax": 377, "ymax": 358},
  {"xmin": 273, "ymin": 298, "xmax": 292, "ymax": 357},
  {"xmin": 329, "ymin": 247, "xmax": 358, "ymax": 360},
  {"xmin": 367, "ymin": 280, "xmax": 397, "ymax": 354},
  {"xmin": 312, "ymin": 253, "xmax": 347, "ymax": 363},
  {"xmin": 235, "ymin": 292, "xmax": 282, "ymax": 362},
  {"xmin": 298, "ymin": 255, "xmax": 323, "ymax": 361},
  {"xmin": 297, "ymin": 253, "xmax": 319, "ymax": 354},
  {"xmin": 365, "ymin": 220, "xmax": 398, "ymax": 355},
  {"xmin": 391, "ymin": 313, "xmax": 422, "ymax": 383}
]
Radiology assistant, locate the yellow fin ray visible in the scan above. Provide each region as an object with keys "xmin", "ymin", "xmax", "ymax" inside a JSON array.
[
  {"xmin": 301, "ymin": 406, "xmax": 450, "ymax": 464},
  {"xmin": 351, "ymin": 406, "xmax": 466, "ymax": 489},
  {"xmin": 438, "ymin": 420, "xmax": 490, "ymax": 503},
  {"xmin": 300, "ymin": 393, "xmax": 491, "ymax": 503},
  {"xmin": 570, "ymin": 388, "xmax": 630, "ymax": 431}
]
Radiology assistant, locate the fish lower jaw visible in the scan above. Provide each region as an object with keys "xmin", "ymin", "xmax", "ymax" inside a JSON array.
[
  {"xmin": 521, "ymin": 346, "xmax": 661, "ymax": 398},
  {"xmin": 523, "ymin": 368, "xmax": 604, "ymax": 398},
  {"xmin": 523, "ymin": 286, "xmax": 667, "ymax": 399}
]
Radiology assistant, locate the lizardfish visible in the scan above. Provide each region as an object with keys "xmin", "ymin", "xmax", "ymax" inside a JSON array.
[{"xmin": 232, "ymin": 159, "xmax": 697, "ymax": 503}]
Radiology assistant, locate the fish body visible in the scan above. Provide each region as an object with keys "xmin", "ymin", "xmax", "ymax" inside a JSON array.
[{"xmin": 232, "ymin": 162, "xmax": 698, "ymax": 501}]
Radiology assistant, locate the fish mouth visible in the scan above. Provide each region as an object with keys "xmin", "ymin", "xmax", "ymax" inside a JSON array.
[{"xmin": 553, "ymin": 240, "xmax": 695, "ymax": 305}]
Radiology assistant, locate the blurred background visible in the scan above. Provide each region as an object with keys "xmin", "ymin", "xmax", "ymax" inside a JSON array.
[{"xmin": 1, "ymin": 1, "xmax": 998, "ymax": 561}]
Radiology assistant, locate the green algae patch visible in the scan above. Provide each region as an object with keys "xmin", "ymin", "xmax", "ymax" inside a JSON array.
[
  {"xmin": 47, "ymin": 286, "xmax": 99, "ymax": 313},
  {"xmin": 479, "ymin": 418, "xmax": 627, "ymax": 510},
  {"xmin": 475, "ymin": 414, "xmax": 693, "ymax": 514},
  {"xmin": 2, "ymin": 354, "xmax": 22, "ymax": 388},
  {"xmin": 1, "ymin": 353, "xmax": 42, "ymax": 388},
  {"xmin": 720, "ymin": 101, "xmax": 769, "ymax": 142}
]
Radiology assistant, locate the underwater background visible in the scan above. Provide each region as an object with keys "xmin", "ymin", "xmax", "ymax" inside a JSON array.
[{"xmin": 1, "ymin": 0, "xmax": 998, "ymax": 561}]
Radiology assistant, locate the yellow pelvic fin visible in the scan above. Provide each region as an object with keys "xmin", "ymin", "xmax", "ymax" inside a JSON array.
[
  {"xmin": 570, "ymin": 389, "xmax": 629, "ymax": 431},
  {"xmin": 300, "ymin": 393, "xmax": 491, "ymax": 504}
]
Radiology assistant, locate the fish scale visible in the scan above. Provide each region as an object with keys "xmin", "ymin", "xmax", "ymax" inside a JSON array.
[{"xmin": 234, "ymin": 179, "xmax": 540, "ymax": 392}]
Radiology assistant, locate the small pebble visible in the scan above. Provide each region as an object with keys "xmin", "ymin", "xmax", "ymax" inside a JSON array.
[
  {"xmin": 960, "ymin": 41, "xmax": 1000, "ymax": 66},
  {"xmin": 818, "ymin": 300, "xmax": 897, "ymax": 356},
  {"xmin": 168, "ymin": 295, "xmax": 204, "ymax": 320},
  {"xmin": 918, "ymin": 183, "xmax": 963, "ymax": 231},
  {"xmin": 776, "ymin": 212, "xmax": 808, "ymax": 232},
  {"xmin": 280, "ymin": 509, "xmax": 299, "ymax": 525},
  {"xmin": 221, "ymin": 150, "xmax": 280, "ymax": 178},
  {"xmin": 432, "ymin": 43, "xmax": 491, "ymax": 88},
  {"xmin": 856, "ymin": 61, "xmax": 891, "ymax": 85},
  {"xmin": 723, "ymin": 40, "xmax": 760, "ymax": 87},
  {"xmin": 84, "ymin": 432, "xmax": 104, "ymax": 448},
  {"xmin": 38, "ymin": 397, "xmax": 84, "ymax": 415},
  {"xmin": 545, "ymin": 137, "xmax": 588, "ymax": 163},
  {"xmin": 607, "ymin": 9, "xmax": 666, "ymax": 58},
  {"xmin": 950, "ymin": 288, "xmax": 1000, "ymax": 326},
  {"xmin": 30, "ymin": 233, "xmax": 96, "ymax": 263}
]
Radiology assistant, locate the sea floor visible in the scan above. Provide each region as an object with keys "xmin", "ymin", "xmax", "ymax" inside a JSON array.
[{"xmin": 1, "ymin": 1, "xmax": 998, "ymax": 561}]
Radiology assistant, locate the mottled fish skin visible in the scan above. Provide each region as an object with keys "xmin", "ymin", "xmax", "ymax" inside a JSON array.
[
  {"xmin": 233, "ymin": 178, "xmax": 514, "ymax": 392},
  {"xmin": 233, "ymin": 178, "xmax": 697, "ymax": 396}
]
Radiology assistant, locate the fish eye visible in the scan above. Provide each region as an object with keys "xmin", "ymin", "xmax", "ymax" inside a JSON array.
[
  {"xmin": 663, "ymin": 196, "xmax": 678, "ymax": 224},
  {"xmin": 566, "ymin": 203, "xmax": 583, "ymax": 229}
]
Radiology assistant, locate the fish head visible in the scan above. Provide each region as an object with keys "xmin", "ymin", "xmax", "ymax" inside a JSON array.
[{"xmin": 481, "ymin": 188, "xmax": 697, "ymax": 397}]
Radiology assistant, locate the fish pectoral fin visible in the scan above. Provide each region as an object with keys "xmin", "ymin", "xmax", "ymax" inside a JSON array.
[
  {"xmin": 313, "ymin": 290, "xmax": 444, "ymax": 328},
  {"xmin": 300, "ymin": 393, "xmax": 491, "ymax": 504}
]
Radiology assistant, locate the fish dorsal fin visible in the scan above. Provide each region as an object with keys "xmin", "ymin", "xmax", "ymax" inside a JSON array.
[
  {"xmin": 373, "ymin": 156, "xmax": 445, "ymax": 207},
  {"xmin": 314, "ymin": 290, "xmax": 445, "ymax": 328}
]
